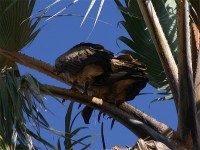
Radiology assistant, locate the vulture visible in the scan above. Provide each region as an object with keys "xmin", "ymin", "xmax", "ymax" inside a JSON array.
[
  {"xmin": 55, "ymin": 42, "xmax": 113, "ymax": 94},
  {"xmin": 55, "ymin": 42, "xmax": 148, "ymax": 124}
]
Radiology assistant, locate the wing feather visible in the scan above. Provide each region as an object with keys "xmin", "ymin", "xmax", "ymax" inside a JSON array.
[{"xmin": 55, "ymin": 43, "xmax": 113, "ymax": 74}]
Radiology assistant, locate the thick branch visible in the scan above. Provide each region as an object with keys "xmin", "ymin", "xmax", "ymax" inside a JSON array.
[
  {"xmin": 120, "ymin": 103, "xmax": 173, "ymax": 138},
  {"xmin": 177, "ymin": 0, "xmax": 200, "ymax": 148},
  {"xmin": 136, "ymin": 0, "xmax": 179, "ymax": 110},
  {"xmin": 41, "ymin": 84, "xmax": 176, "ymax": 149},
  {"xmin": 0, "ymin": 48, "xmax": 68, "ymax": 85}
]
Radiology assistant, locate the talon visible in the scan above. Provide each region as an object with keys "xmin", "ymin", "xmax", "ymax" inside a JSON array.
[
  {"xmin": 70, "ymin": 86, "xmax": 78, "ymax": 92},
  {"xmin": 83, "ymin": 88, "xmax": 88, "ymax": 95},
  {"xmin": 83, "ymin": 81, "xmax": 89, "ymax": 95},
  {"xmin": 70, "ymin": 81, "xmax": 79, "ymax": 92}
]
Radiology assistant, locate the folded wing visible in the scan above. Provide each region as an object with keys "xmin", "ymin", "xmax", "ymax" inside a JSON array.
[{"xmin": 54, "ymin": 43, "xmax": 148, "ymax": 124}]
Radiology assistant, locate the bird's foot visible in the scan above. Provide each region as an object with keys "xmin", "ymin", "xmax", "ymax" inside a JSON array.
[
  {"xmin": 82, "ymin": 89, "xmax": 88, "ymax": 95},
  {"xmin": 82, "ymin": 81, "xmax": 89, "ymax": 95},
  {"xmin": 70, "ymin": 81, "xmax": 79, "ymax": 92},
  {"xmin": 70, "ymin": 86, "xmax": 79, "ymax": 92}
]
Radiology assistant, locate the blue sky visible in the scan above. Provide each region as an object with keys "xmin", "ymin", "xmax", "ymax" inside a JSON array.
[{"xmin": 18, "ymin": 0, "xmax": 177, "ymax": 149}]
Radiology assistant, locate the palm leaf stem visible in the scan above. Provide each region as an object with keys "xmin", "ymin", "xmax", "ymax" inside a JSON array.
[
  {"xmin": 176, "ymin": 0, "xmax": 200, "ymax": 148},
  {"xmin": 136, "ymin": 0, "xmax": 179, "ymax": 109}
]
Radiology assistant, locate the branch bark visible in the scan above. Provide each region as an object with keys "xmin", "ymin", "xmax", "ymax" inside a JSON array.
[
  {"xmin": 136, "ymin": 0, "xmax": 179, "ymax": 110},
  {"xmin": 41, "ymin": 84, "xmax": 176, "ymax": 149},
  {"xmin": 176, "ymin": 0, "xmax": 200, "ymax": 149},
  {"xmin": 0, "ymin": 48, "xmax": 68, "ymax": 85},
  {"xmin": 120, "ymin": 103, "xmax": 173, "ymax": 138}
]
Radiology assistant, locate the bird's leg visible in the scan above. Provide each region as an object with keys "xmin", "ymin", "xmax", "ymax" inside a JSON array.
[
  {"xmin": 83, "ymin": 81, "xmax": 89, "ymax": 95},
  {"xmin": 70, "ymin": 81, "xmax": 79, "ymax": 92}
]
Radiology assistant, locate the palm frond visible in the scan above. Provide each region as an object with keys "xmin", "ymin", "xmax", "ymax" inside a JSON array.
[
  {"xmin": 64, "ymin": 102, "xmax": 94, "ymax": 149},
  {"xmin": 115, "ymin": 0, "xmax": 177, "ymax": 90},
  {"xmin": 0, "ymin": 68, "xmax": 64, "ymax": 149},
  {"xmin": 0, "ymin": 135, "xmax": 10, "ymax": 150},
  {"xmin": 44, "ymin": 0, "xmax": 106, "ymax": 30},
  {"xmin": 0, "ymin": 0, "xmax": 44, "ymax": 69},
  {"xmin": 150, "ymin": 94, "xmax": 173, "ymax": 104},
  {"xmin": 0, "ymin": 0, "xmax": 42, "ymax": 52}
]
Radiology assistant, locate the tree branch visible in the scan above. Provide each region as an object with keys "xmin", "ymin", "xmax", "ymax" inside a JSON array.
[
  {"xmin": 176, "ymin": 0, "xmax": 200, "ymax": 148},
  {"xmin": 41, "ymin": 84, "xmax": 176, "ymax": 149},
  {"xmin": 136, "ymin": 0, "xmax": 179, "ymax": 110},
  {"xmin": 0, "ymin": 48, "xmax": 68, "ymax": 85},
  {"xmin": 120, "ymin": 103, "xmax": 173, "ymax": 138}
]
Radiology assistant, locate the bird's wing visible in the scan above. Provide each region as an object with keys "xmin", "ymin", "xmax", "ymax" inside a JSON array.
[
  {"xmin": 125, "ymin": 80, "xmax": 147, "ymax": 101},
  {"xmin": 111, "ymin": 55, "xmax": 147, "ymax": 73},
  {"xmin": 55, "ymin": 43, "xmax": 113, "ymax": 74},
  {"xmin": 93, "ymin": 55, "xmax": 147, "ymax": 85},
  {"xmin": 90, "ymin": 54, "xmax": 148, "ymax": 102}
]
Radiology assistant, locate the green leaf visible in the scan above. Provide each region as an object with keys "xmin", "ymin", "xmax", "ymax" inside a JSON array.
[
  {"xmin": 57, "ymin": 138, "xmax": 61, "ymax": 150},
  {"xmin": 81, "ymin": 141, "xmax": 94, "ymax": 150},
  {"xmin": 0, "ymin": 67, "xmax": 62, "ymax": 149},
  {"xmin": 150, "ymin": 94, "xmax": 173, "ymax": 103},
  {"xmin": 71, "ymin": 127, "xmax": 88, "ymax": 138},
  {"xmin": 0, "ymin": 0, "xmax": 44, "ymax": 69},
  {"xmin": 65, "ymin": 102, "xmax": 74, "ymax": 149},
  {"xmin": 24, "ymin": 73, "xmax": 46, "ymax": 110},
  {"xmin": 70, "ymin": 111, "xmax": 81, "ymax": 131},
  {"xmin": 66, "ymin": 102, "xmax": 74, "ymax": 133},
  {"xmin": 71, "ymin": 135, "xmax": 94, "ymax": 147},
  {"xmin": 64, "ymin": 102, "xmax": 94, "ymax": 149},
  {"xmin": 0, "ymin": 135, "xmax": 10, "ymax": 150},
  {"xmin": 0, "ymin": 0, "xmax": 41, "ymax": 51},
  {"xmin": 27, "ymin": 129, "xmax": 57, "ymax": 150},
  {"xmin": 115, "ymin": 0, "xmax": 177, "ymax": 91},
  {"xmin": 80, "ymin": 0, "xmax": 96, "ymax": 27}
]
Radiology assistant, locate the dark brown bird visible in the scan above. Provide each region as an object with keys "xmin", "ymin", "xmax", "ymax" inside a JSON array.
[
  {"xmin": 55, "ymin": 42, "xmax": 113, "ymax": 94},
  {"xmin": 55, "ymin": 43, "xmax": 147, "ymax": 124},
  {"xmin": 81, "ymin": 54, "xmax": 147, "ymax": 123},
  {"xmin": 88, "ymin": 54, "xmax": 147, "ymax": 104}
]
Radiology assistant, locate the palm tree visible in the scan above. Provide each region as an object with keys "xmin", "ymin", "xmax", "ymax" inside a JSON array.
[
  {"xmin": 0, "ymin": 1, "xmax": 62, "ymax": 149},
  {"xmin": 0, "ymin": 0, "xmax": 200, "ymax": 149}
]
